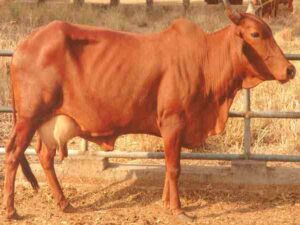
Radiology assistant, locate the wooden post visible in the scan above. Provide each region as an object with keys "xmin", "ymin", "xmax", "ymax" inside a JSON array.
[
  {"xmin": 183, "ymin": 0, "xmax": 190, "ymax": 12},
  {"xmin": 110, "ymin": 0, "xmax": 119, "ymax": 6},
  {"xmin": 258, "ymin": 0, "xmax": 263, "ymax": 17},
  {"xmin": 37, "ymin": 0, "xmax": 46, "ymax": 4},
  {"xmin": 146, "ymin": 0, "xmax": 153, "ymax": 9},
  {"xmin": 273, "ymin": 0, "xmax": 278, "ymax": 17},
  {"xmin": 81, "ymin": 139, "xmax": 88, "ymax": 153},
  {"xmin": 74, "ymin": 0, "xmax": 85, "ymax": 6}
]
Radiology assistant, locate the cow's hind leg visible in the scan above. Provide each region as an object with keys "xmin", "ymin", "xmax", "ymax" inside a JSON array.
[
  {"xmin": 3, "ymin": 119, "xmax": 36, "ymax": 219},
  {"xmin": 37, "ymin": 143, "xmax": 75, "ymax": 212}
]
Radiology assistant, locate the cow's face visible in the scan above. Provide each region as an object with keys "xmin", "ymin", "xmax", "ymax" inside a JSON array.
[{"xmin": 229, "ymin": 13, "xmax": 296, "ymax": 88}]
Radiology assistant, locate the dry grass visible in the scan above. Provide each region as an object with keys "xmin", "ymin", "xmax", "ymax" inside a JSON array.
[{"xmin": 0, "ymin": 2, "xmax": 300, "ymax": 155}]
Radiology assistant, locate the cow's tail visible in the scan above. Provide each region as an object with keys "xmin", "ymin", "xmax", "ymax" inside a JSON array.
[
  {"xmin": 9, "ymin": 73, "xmax": 39, "ymax": 191},
  {"xmin": 20, "ymin": 154, "xmax": 39, "ymax": 191}
]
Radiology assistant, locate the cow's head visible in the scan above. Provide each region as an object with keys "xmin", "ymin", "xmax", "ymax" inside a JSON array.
[{"xmin": 223, "ymin": 0, "xmax": 296, "ymax": 88}]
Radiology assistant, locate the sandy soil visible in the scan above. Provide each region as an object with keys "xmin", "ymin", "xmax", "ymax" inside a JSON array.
[{"xmin": 1, "ymin": 170, "xmax": 300, "ymax": 225}]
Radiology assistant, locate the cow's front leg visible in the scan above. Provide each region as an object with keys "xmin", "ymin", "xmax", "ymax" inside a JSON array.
[
  {"xmin": 159, "ymin": 114, "xmax": 193, "ymax": 221},
  {"xmin": 37, "ymin": 143, "xmax": 74, "ymax": 212},
  {"xmin": 162, "ymin": 175, "xmax": 170, "ymax": 209}
]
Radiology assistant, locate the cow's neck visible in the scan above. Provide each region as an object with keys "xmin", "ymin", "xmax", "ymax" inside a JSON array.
[{"xmin": 203, "ymin": 25, "xmax": 243, "ymax": 105}]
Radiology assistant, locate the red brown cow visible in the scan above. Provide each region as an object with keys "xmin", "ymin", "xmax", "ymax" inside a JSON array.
[{"xmin": 3, "ymin": 1, "xmax": 296, "ymax": 221}]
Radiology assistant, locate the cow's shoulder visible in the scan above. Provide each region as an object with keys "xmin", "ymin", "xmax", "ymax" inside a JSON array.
[{"xmin": 169, "ymin": 18, "xmax": 205, "ymax": 36}]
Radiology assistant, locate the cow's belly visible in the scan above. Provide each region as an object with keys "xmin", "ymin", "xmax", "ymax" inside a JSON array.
[
  {"xmin": 59, "ymin": 68, "xmax": 161, "ymax": 136},
  {"xmin": 58, "ymin": 102, "xmax": 160, "ymax": 138}
]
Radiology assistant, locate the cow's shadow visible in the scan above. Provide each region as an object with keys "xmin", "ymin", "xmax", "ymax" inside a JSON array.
[
  {"xmin": 68, "ymin": 163, "xmax": 300, "ymax": 218},
  {"xmin": 69, "ymin": 164, "xmax": 164, "ymax": 213}
]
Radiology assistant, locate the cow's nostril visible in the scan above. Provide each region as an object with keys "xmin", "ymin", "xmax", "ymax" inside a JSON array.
[{"xmin": 287, "ymin": 65, "xmax": 296, "ymax": 79}]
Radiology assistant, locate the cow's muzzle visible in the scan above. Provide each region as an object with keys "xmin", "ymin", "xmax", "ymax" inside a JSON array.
[{"xmin": 287, "ymin": 65, "xmax": 296, "ymax": 79}]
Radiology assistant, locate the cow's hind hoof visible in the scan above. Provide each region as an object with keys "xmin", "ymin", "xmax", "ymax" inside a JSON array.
[
  {"xmin": 6, "ymin": 209, "xmax": 22, "ymax": 220},
  {"xmin": 177, "ymin": 212, "xmax": 195, "ymax": 223},
  {"xmin": 62, "ymin": 203, "xmax": 76, "ymax": 213}
]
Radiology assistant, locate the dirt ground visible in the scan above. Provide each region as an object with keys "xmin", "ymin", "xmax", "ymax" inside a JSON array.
[{"xmin": 1, "ymin": 167, "xmax": 300, "ymax": 225}]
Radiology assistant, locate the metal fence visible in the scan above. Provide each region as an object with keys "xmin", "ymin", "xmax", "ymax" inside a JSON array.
[{"xmin": 1, "ymin": 50, "xmax": 300, "ymax": 162}]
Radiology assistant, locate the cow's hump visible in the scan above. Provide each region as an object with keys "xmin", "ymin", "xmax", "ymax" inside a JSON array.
[{"xmin": 169, "ymin": 18, "xmax": 205, "ymax": 36}]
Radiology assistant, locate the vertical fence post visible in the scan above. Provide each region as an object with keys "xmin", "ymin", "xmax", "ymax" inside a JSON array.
[
  {"xmin": 243, "ymin": 89, "xmax": 251, "ymax": 158},
  {"xmin": 110, "ymin": 0, "xmax": 120, "ymax": 6},
  {"xmin": 73, "ymin": 0, "xmax": 85, "ymax": 6},
  {"xmin": 81, "ymin": 139, "xmax": 88, "ymax": 153},
  {"xmin": 146, "ymin": 0, "xmax": 153, "ymax": 8},
  {"xmin": 257, "ymin": 0, "xmax": 263, "ymax": 17},
  {"xmin": 183, "ymin": 0, "xmax": 190, "ymax": 11}
]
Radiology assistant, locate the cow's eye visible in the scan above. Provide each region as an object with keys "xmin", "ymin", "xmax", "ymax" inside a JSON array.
[{"xmin": 251, "ymin": 32, "xmax": 260, "ymax": 38}]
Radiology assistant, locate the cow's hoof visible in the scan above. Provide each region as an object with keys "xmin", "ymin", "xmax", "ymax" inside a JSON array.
[
  {"xmin": 62, "ymin": 203, "xmax": 76, "ymax": 213},
  {"xmin": 162, "ymin": 200, "xmax": 170, "ymax": 209},
  {"xmin": 177, "ymin": 212, "xmax": 195, "ymax": 223},
  {"xmin": 6, "ymin": 209, "xmax": 21, "ymax": 220}
]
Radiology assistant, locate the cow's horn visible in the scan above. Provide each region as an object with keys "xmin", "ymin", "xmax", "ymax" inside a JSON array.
[
  {"xmin": 246, "ymin": 0, "xmax": 256, "ymax": 15},
  {"xmin": 222, "ymin": 0, "xmax": 242, "ymax": 24}
]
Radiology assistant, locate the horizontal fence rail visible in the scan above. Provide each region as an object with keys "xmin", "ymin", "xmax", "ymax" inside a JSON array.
[
  {"xmin": 0, "ymin": 50, "xmax": 300, "ymax": 162},
  {"xmin": 1, "ymin": 148, "xmax": 300, "ymax": 162},
  {"xmin": 229, "ymin": 111, "xmax": 300, "ymax": 119},
  {"xmin": 0, "ymin": 106, "xmax": 14, "ymax": 113},
  {"xmin": 1, "ymin": 51, "xmax": 300, "ymax": 60},
  {"xmin": 0, "ymin": 50, "xmax": 13, "ymax": 57},
  {"xmin": 2, "ymin": 108, "xmax": 300, "ymax": 119}
]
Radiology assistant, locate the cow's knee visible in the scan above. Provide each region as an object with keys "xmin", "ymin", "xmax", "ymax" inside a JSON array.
[
  {"xmin": 167, "ymin": 167, "xmax": 181, "ymax": 180},
  {"xmin": 5, "ymin": 153, "xmax": 19, "ymax": 170},
  {"xmin": 40, "ymin": 159, "xmax": 54, "ymax": 170},
  {"xmin": 39, "ymin": 147, "xmax": 55, "ymax": 170},
  {"xmin": 40, "ymin": 157, "xmax": 54, "ymax": 170}
]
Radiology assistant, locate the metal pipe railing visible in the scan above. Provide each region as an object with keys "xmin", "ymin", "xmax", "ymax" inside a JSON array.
[
  {"xmin": 229, "ymin": 111, "xmax": 300, "ymax": 119},
  {"xmin": 0, "ymin": 50, "xmax": 13, "ymax": 57},
  {"xmin": 1, "ymin": 51, "xmax": 299, "ymax": 60},
  {"xmin": 93, "ymin": 151, "xmax": 300, "ymax": 162},
  {"xmin": 0, "ymin": 51, "xmax": 300, "ymax": 162},
  {"xmin": 0, "ymin": 106, "xmax": 14, "ymax": 113},
  {"xmin": 1, "ymin": 147, "xmax": 300, "ymax": 162},
  {"xmin": 2, "ymin": 107, "xmax": 300, "ymax": 119},
  {"xmin": 243, "ymin": 89, "xmax": 251, "ymax": 158}
]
